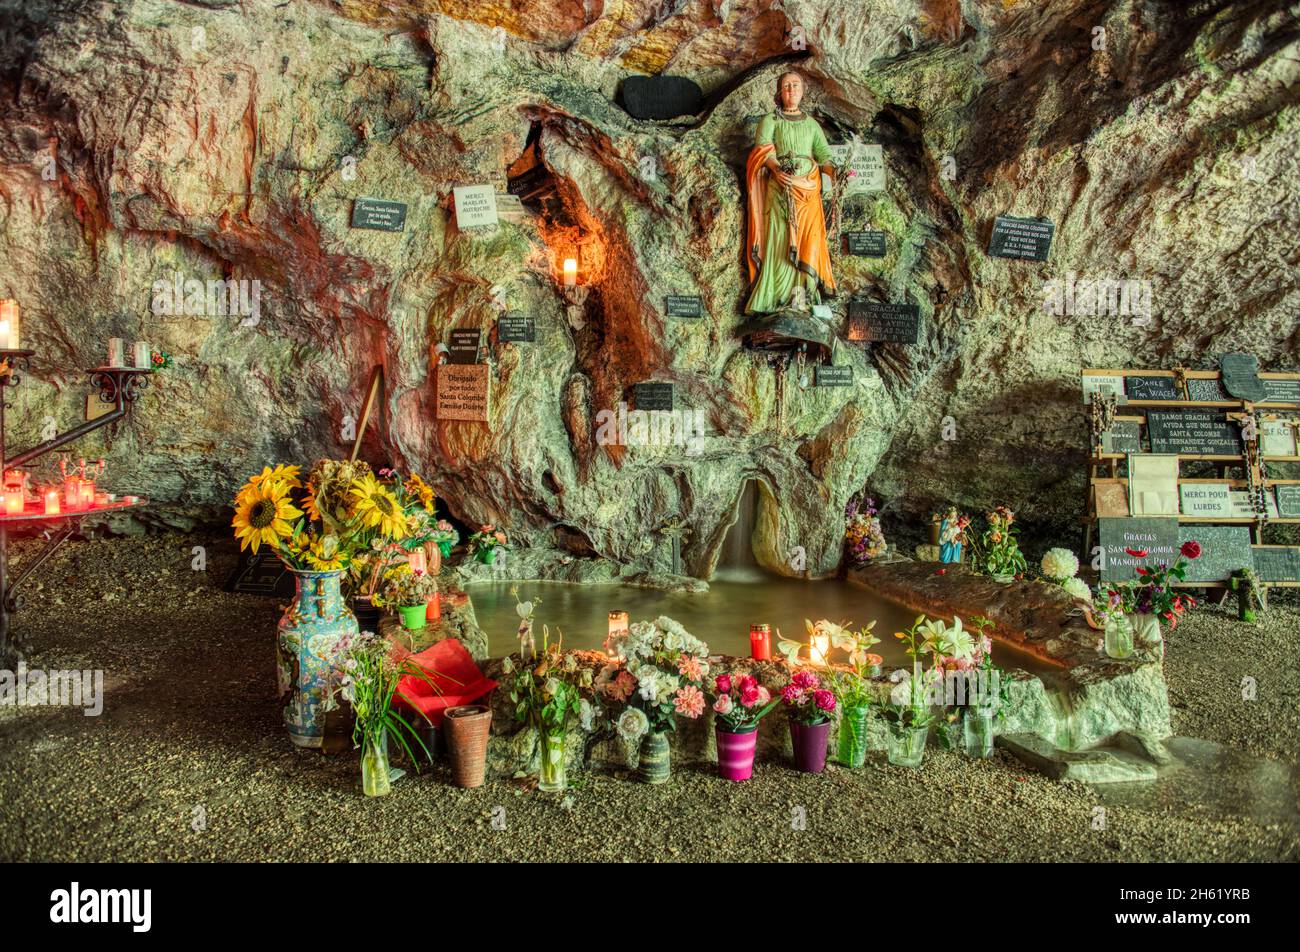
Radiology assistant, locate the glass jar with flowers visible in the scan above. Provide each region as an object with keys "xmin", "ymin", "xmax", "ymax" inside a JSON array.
[
  {"xmin": 824, "ymin": 619, "xmax": 883, "ymax": 768},
  {"xmin": 1092, "ymin": 541, "xmax": 1201, "ymax": 659},
  {"xmin": 709, "ymin": 673, "xmax": 779, "ymax": 781},
  {"xmin": 468, "ymin": 524, "xmax": 509, "ymax": 565},
  {"xmin": 322, "ymin": 631, "xmax": 432, "ymax": 797},
  {"xmin": 844, "ymin": 495, "xmax": 888, "ymax": 565},
  {"xmin": 508, "ymin": 626, "xmax": 586, "ymax": 792},
  {"xmin": 921, "ymin": 615, "xmax": 1008, "ymax": 758},
  {"xmin": 970, "ymin": 505, "xmax": 1026, "ymax": 582},
  {"xmin": 875, "ymin": 615, "xmax": 946, "ymax": 767},
  {"xmin": 599, "ymin": 616, "xmax": 709, "ymax": 784}
]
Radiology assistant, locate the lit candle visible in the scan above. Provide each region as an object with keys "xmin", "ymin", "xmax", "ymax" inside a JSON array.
[
  {"xmin": 4, "ymin": 489, "xmax": 22, "ymax": 515},
  {"xmin": 606, "ymin": 610, "xmax": 629, "ymax": 654},
  {"xmin": 0, "ymin": 300, "xmax": 17, "ymax": 349},
  {"xmin": 425, "ymin": 591, "xmax": 441, "ymax": 623},
  {"xmin": 44, "ymin": 489, "xmax": 60, "ymax": 515},
  {"xmin": 810, "ymin": 632, "xmax": 830, "ymax": 666},
  {"xmin": 562, "ymin": 258, "xmax": 577, "ymax": 287},
  {"xmin": 132, "ymin": 341, "xmax": 151, "ymax": 368},
  {"xmin": 108, "ymin": 338, "xmax": 126, "ymax": 367},
  {"xmin": 749, "ymin": 623, "xmax": 772, "ymax": 661},
  {"xmin": 63, "ymin": 476, "xmax": 82, "ymax": 511},
  {"xmin": 80, "ymin": 480, "xmax": 96, "ymax": 508},
  {"xmin": 94, "ymin": 492, "xmax": 108, "ymax": 506}
]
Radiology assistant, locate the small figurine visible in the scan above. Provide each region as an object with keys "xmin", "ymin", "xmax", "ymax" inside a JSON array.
[{"xmin": 937, "ymin": 506, "xmax": 970, "ymax": 564}]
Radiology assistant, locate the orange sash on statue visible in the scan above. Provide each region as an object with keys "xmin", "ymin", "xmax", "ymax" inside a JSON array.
[{"xmin": 745, "ymin": 143, "xmax": 836, "ymax": 296}]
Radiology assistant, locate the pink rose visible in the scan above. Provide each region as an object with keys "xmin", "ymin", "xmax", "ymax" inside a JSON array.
[
  {"xmin": 740, "ymin": 675, "xmax": 758, "ymax": 692},
  {"xmin": 814, "ymin": 690, "xmax": 836, "ymax": 712},
  {"xmin": 713, "ymin": 694, "xmax": 733, "ymax": 715},
  {"xmin": 756, "ymin": 686, "xmax": 771, "ymax": 705},
  {"xmin": 740, "ymin": 684, "xmax": 760, "ymax": 708},
  {"xmin": 792, "ymin": 670, "xmax": 818, "ymax": 691},
  {"xmin": 781, "ymin": 684, "xmax": 804, "ymax": 705},
  {"xmin": 715, "ymin": 674, "xmax": 732, "ymax": 694}
]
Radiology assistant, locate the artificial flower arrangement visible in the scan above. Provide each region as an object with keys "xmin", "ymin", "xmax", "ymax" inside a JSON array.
[
  {"xmin": 844, "ymin": 495, "xmax": 888, "ymax": 563},
  {"xmin": 506, "ymin": 625, "xmax": 592, "ymax": 792},
  {"xmin": 710, "ymin": 673, "xmax": 778, "ymax": 731},
  {"xmin": 373, "ymin": 565, "xmax": 438, "ymax": 608},
  {"xmin": 467, "ymin": 524, "xmax": 509, "ymax": 565},
  {"xmin": 150, "ymin": 350, "xmax": 173, "ymax": 370},
  {"xmin": 353, "ymin": 469, "xmax": 445, "ymax": 595},
  {"xmin": 780, "ymin": 670, "xmax": 837, "ymax": 725},
  {"xmin": 431, "ymin": 519, "xmax": 460, "ymax": 557},
  {"xmin": 1091, "ymin": 541, "xmax": 1201, "ymax": 658},
  {"xmin": 600, "ymin": 617, "xmax": 709, "ymax": 781},
  {"xmin": 970, "ymin": 505, "xmax": 1027, "ymax": 581},
  {"xmin": 320, "ymin": 629, "xmax": 433, "ymax": 797}
]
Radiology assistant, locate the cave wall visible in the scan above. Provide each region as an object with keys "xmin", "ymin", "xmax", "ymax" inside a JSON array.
[{"xmin": 0, "ymin": 0, "xmax": 1296, "ymax": 575}]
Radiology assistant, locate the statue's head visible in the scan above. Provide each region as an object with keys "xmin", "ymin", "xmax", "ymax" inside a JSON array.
[{"xmin": 775, "ymin": 70, "xmax": 805, "ymax": 111}]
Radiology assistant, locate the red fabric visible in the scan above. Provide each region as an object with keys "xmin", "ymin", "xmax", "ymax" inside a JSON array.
[{"xmin": 391, "ymin": 638, "xmax": 496, "ymax": 727}]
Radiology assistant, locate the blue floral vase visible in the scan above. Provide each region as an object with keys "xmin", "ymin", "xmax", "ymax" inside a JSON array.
[{"xmin": 276, "ymin": 568, "xmax": 358, "ymax": 748}]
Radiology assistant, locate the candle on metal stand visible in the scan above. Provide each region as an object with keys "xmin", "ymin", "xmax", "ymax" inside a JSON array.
[
  {"xmin": 132, "ymin": 341, "xmax": 151, "ymax": 368},
  {"xmin": 749, "ymin": 623, "xmax": 772, "ymax": 661},
  {"xmin": 80, "ymin": 481, "xmax": 95, "ymax": 509},
  {"xmin": 108, "ymin": 338, "xmax": 126, "ymax": 367},
  {"xmin": 44, "ymin": 488, "xmax": 60, "ymax": 515},
  {"xmin": 0, "ymin": 299, "xmax": 18, "ymax": 348},
  {"xmin": 4, "ymin": 488, "xmax": 22, "ymax": 515},
  {"xmin": 63, "ymin": 475, "xmax": 82, "ymax": 511}
]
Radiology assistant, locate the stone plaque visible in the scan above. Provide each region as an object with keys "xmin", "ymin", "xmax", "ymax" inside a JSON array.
[
  {"xmin": 495, "ymin": 193, "xmax": 526, "ymax": 224},
  {"xmin": 1102, "ymin": 421, "xmax": 1142, "ymax": 454},
  {"xmin": 1176, "ymin": 483, "xmax": 1275, "ymax": 519},
  {"xmin": 1261, "ymin": 420, "xmax": 1297, "ymax": 457},
  {"xmin": 1252, "ymin": 546, "xmax": 1300, "ymax": 583},
  {"xmin": 847, "ymin": 301, "xmax": 920, "ymax": 344},
  {"xmin": 1099, "ymin": 517, "xmax": 1178, "ymax": 582},
  {"xmin": 1276, "ymin": 484, "xmax": 1300, "ymax": 518},
  {"xmin": 1263, "ymin": 377, "xmax": 1300, "ymax": 406},
  {"xmin": 435, "ymin": 363, "xmax": 490, "ymax": 422},
  {"xmin": 453, "ymin": 184, "xmax": 498, "ymax": 229},
  {"xmin": 633, "ymin": 382, "xmax": 673, "ymax": 411},
  {"xmin": 1179, "ymin": 525, "xmax": 1252, "ymax": 583},
  {"xmin": 843, "ymin": 230, "xmax": 887, "ymax": 257},
  {"xmin": 664, "ymin": 295, "xmax": 704, "ymax": 319},
  {"xmin": 830, "ymin": 142, "xmax": 885, "ymax": 194},
  {"xmin": 1124, "ymin": 374, "xmax": 1181, "ymax": 401},
  {"xmin": 350, "ymin": 197, "xmax": 407, "ymax": 232},
  {"xmin": 1219, "ymin": 353, "xmax": 1266, "ymax": 402},
  {"xmin": 1082, "ymin": 373, "xmax": 1125, "ymax": 404},
  {"xmin": 814, "ymin": 365, "xmax": 853, "ymax": 387},
  {"xmin": 1185, "ymin": 376, "xmax": 1229, "ymax": 402},
  {"xmin": 620, "ymin": 74, "xmax": 703, "ymax": 120},
  {"xmin": 447, "ymin": 328, "xmax": 483, "ymax": 364},
  {"xmin": 497, "ymin": 313, "xmax": 535, "ymax": 343},
  {"xmin": 988, "ymin": 215, "xmax": 1054, "ymax": 262},
  {"xmin": 1146, "ymin": 409, "xmax": 1242, "ymax": 456}
]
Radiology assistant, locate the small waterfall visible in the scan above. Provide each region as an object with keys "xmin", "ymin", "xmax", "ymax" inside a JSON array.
[{"xmin": 717, "ymin": 479, "xmax": 762, "ymax": 579}]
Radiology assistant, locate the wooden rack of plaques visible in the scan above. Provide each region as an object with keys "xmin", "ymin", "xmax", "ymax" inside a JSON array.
[{"xmin": 1081, "ymin": 365, "xmax": 1300, "ymax": 591}]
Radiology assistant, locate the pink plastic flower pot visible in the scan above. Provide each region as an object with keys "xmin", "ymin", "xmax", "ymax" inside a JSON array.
[
  {"xmin": 789, "ymin": 719, "xmax": 831, "ymax": 773},
  {"xmin": 716, "ymin": 724, "xmax": 758, "ymax": 782}
]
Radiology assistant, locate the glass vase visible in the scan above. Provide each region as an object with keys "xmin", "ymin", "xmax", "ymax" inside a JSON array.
[
  {"xmin": 886, "ymin": 722, "xmax": 928, "ymax": 768},
  {"xmin": 361, "ymin": 732, "xmax": 391, "ymax": 798},
  {"xmin": 1104, "ymin": 613, "xmax": 1135, "ymax": 659},
  {"xmin": 836, "ymin": 703, "xmax": 870, "ymax": 768},
  {"xmin": 963, "ymin": 710, "xmax": 996, "ymax": 758},
  {"xmin": 539, "ymin": 729, "xmax": 567, "ymax": 792}
]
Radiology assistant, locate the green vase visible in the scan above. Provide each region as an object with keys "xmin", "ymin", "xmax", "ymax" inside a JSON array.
[
  {"xmin": 398, "ymin": 603, "xmax": 427, "ymax": 630},
  {"xmin": 477, "ymin": 546, "xmax": 497, "ymax": 566},
  {"xmin": 539, "ymin": 730, "xmax": 566, "ymax": 792},
  {"xmin": 639, "ymin": 730, "xmax": 672, "ymax": 784},
  {"xmin": 836, "ymin": 703, "xmax": 869, "ymax": 768}
]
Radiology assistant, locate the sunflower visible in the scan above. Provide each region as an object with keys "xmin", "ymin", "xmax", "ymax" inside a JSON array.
[
  {"xmin": 245, "ymin": 464, "xmax": 303, "ymax": 493},
  {"xmin": 305, "ymin": 536, "xmax": 346, "ymax": 571},
  {"xmin": 348, "ymin": 473, "xmax": 408, "ymax": 540},
  {"xmin": 232, "ymin": 481, "xmax": 303, "ymax": 553},
  {"xmin": 404, "ymin": 473, "xmax": 436, "ymax": 511}
]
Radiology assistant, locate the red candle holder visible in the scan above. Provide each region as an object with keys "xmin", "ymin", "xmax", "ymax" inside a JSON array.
[
  {"xmin": 425, "ymin": 591, "xmax": 441, "ymax": 623},
  {"xmin": 750, "ymin": 623, "xmax": 772, "ymax": 661}
]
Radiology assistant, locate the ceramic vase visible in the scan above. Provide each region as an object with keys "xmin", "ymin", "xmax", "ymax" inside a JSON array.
[
  {"xmin": 444, "ymin": 705, "xmax": 492, "ymax": 788},
  {"xmin": 638, "ymin": 729, "xmax": 672, "ymax": 784},
  {"xmin": 277, "ymin": 568, "xmax": 358, "ymax": 748},
  {"xmin": 716, "ymin": 723, "xmax": 758, "ymax": 781}
]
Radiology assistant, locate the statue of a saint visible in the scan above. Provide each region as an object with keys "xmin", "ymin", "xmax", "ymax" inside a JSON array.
[{"xmin": 744, "ymin": 71, "xmax": 836, "ymax": 314}]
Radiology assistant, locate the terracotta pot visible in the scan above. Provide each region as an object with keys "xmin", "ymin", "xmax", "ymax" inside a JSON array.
[
  {"xmin": 444, "ymin": 704, "xmax": 492, "ymax": 788},
  {"xmin": 423, "ymin": 541, "xmax": 442, "ymax": 576}
]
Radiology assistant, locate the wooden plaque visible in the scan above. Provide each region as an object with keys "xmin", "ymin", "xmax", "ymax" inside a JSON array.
[{"xmin": 435, "ymin": 363, "xmax": 490, "ymax": 422}]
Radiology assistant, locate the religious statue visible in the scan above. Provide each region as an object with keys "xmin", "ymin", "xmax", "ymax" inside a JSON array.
[
  {"xmin": 744, "ymin": 71, "xmax": 837, "ymax": 314},
  {"xmin": 937, "ymin": 507, "xmax": 970, "ymax": 564}
]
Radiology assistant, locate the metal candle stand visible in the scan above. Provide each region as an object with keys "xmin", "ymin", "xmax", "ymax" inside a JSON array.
[{"xmin": 0, "ymin": 348, "xmax": 151, "ymax": 659}]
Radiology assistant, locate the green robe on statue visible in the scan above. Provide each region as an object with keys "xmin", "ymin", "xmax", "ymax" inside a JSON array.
[{"xmin": 744, "ymin": 112, "xmax": 836, "ymax": 314}]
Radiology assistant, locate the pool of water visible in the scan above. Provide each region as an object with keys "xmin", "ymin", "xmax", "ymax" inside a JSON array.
[{"xmin": 464, "ymin": 570, "xmax": 1036, "ymax": 670}]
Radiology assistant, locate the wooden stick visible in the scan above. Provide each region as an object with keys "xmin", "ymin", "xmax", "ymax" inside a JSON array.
[{"xmin": 350, "ymin": 365, "xmax": 384, "ymax": 463}]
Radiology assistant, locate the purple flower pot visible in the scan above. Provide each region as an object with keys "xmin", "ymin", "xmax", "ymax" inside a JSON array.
[
  {"xmin": 716, "ymin": 724, "xmax": 758, "ymax": 781},
  {"xmin": 789, "ymin": 719, "xmax": 831, "ymax": 773}
]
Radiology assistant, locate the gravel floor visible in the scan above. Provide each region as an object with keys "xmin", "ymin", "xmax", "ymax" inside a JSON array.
[{"xmin": 0, "ymin": 533, "xmax": 1296, "ymax": 862}]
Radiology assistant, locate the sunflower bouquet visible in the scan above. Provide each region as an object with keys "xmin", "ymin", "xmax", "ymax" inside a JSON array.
[{"xmin": 231, "ymin": 459, "xmax": 414, "ymax": 573}]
